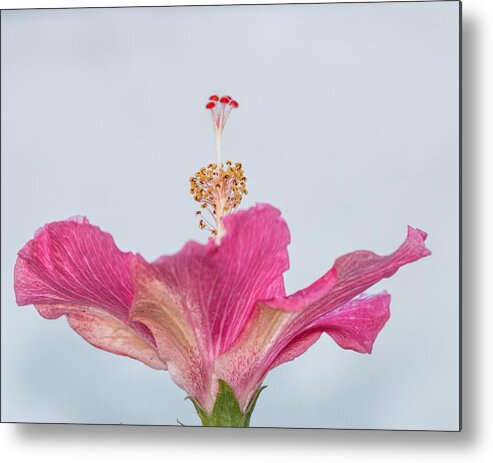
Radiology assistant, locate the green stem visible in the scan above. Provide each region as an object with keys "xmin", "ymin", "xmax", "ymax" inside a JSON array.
[{"xmin": 187, "ymin": 380, "xmax": 266, "ymax": 427}]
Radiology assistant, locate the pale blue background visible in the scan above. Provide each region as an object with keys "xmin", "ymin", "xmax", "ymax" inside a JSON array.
[{"xmin": 1, "ymin": 1, "xmax": 460, "ymax": 429}]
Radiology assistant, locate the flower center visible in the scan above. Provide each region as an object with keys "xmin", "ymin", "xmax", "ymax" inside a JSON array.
[{"xmin": 189, "ymin": 95, "xmax": 247, "ymax": 241}]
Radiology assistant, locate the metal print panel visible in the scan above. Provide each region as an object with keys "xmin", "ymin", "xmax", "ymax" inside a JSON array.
[{"xmin": 0, "ymin": 1, "xmax": 460, "ymax": 430}]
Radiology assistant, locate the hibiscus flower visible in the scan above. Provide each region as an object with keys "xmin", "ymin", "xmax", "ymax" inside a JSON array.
[{"xmin": 14, "ymin": 95, "xmax": 431, "ymax": 427}]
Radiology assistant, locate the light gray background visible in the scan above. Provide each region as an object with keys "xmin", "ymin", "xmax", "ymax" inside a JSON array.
[{"xmin": 1, "ymin": 2, "xmax": 459, "ymax": 430}]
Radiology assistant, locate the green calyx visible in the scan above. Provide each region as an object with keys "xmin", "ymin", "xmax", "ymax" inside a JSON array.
[{"xmin": 187, "ymin": 380, "xmax": 266, "ymax": 427}]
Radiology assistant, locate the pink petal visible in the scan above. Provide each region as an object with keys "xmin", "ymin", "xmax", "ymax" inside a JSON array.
[
  {"xmin": 270, "ymin": 292, "xmax": 391, "ymax": 369},
  {"xmin": 215, "ymin": 227, "xmax": 430, "ymax": 409},
  {"xmin": 14, "ymin": 218, "xmax": 165, "ymax": 370},
  {"xmin": 38, "ymin": 303, "xmax": 165, "ymax": 370},
  {"xmin": 15, "ymin": 217, "xmax": 133, "ymax": 319},
  {"xmin": 266, "ymin": 226, "xmax": 430, "ymax": 315},
  {"xmin": 215, "ymin": 293, "xmax": 390, "ymax": 410},
  {"xmin": 152, "ymin": 203, "xmax": 290, "ymax": 356},
  {"xmin": 129, "ymin": 256, "xmax": 215, "ymax": 411}
]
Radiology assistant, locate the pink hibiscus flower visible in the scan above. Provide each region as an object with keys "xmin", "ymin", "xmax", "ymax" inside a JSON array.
[{"xmin": 14, "ymin": 95, "xmax": 431, "ymax": 426}]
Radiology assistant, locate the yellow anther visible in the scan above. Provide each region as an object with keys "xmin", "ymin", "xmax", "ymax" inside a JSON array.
[{"xmin": 189, "ymin": 161, "xmax": 247, "ymax": 239}]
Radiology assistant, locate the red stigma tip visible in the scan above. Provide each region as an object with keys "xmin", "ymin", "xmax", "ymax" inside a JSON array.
[{"xmin": 206, "ymin": 94, "xmax": 238, "ymax": 131}]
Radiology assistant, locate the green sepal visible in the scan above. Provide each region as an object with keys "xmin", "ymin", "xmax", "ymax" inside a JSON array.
[
  {"xmin": 186, "ymin": 379, "xmax": 266, "ymax": 427},
  {"xmin": 242, "ymin": 384, "xmax": 267, "ymax": 426}
]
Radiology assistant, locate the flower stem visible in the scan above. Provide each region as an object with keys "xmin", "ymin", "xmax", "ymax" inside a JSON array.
[{"xmin": 187, "ymin": 380, "xmax": 266, "ymax": 427}]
